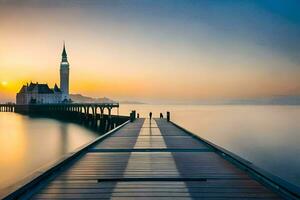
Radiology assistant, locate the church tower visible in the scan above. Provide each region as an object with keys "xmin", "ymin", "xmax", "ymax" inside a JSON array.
[{"xmin": 60, "ymin": 43, "xmax": 70, "ymax": 101}]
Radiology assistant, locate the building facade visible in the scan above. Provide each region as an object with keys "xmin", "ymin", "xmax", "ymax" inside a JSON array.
[
  {"xmin": 16, "ymin": 83, "xmax": 62, "ymax": 104},
  {"xmin": 16, "ymin": 44, "xmax": 70, "ymax": 104}
]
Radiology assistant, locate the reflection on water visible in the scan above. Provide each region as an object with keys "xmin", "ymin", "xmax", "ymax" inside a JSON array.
[
  {"xmin": 118, "ymin": 104, "xmax": 300, "ymax": 187},
  {"xmin": 0, "ymin": 113, "xmax": 98, "ymax": 190}
]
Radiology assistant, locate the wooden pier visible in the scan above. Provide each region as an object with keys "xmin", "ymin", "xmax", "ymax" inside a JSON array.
[
  {"xmin": 0, "ymin": 103, "xmax": 128, "ymax": 133},
  {"xmin": 2, "ymin": 118, "xmax": 299, "ymax": 199}
]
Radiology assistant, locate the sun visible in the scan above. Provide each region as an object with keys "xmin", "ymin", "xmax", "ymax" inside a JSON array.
[{"xmin": 1, "ymin": 81, "xmax": 8, "ymax": 86}]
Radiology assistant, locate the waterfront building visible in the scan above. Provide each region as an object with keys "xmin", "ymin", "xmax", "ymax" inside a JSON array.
[
  {"xmin": 16, "ymin": 83, "xmax": 62, "ymax": 104},
  {"xmin": 16, "ymin": 44, "xmax": 70, "ymax": 104}
]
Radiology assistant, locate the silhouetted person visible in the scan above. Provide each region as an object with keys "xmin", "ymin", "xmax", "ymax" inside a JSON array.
[
  {"xmin": 160, "ymin": 113, "xmax": 163, "ymax": 118},
  {"xmin": 149, "ymin": 112, "xmax": 152, "ymax": 120},
  {"xmin": 137, "ymin": 113, "xmax": 140, "ymax": 118}
]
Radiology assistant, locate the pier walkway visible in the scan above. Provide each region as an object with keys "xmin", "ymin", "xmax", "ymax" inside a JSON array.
[{"xmin": 4, "ymin": 118, "xmax": 299, "ymax": 199}]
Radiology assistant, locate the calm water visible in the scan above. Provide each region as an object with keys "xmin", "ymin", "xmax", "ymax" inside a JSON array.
[
  {"xmin": 0, "ymin": 113, "xmax": 98, "ymax": 190},
  {"xmin": 0, "ymin": 105, "xmax": 299, "ymax": 191},
  {"xmin": 117, "ymin": 105, "xmax": 300, "ymax": 188}
]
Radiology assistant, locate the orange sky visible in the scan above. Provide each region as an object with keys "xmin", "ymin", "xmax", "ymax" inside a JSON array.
[{"xmin": 0, "ymin": 1, "xmax": 300, "ymax": 103}]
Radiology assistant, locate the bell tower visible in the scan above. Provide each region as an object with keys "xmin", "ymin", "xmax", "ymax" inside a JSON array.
[{"xmin": 60, "ymin": 43, "xmax": 70, "ymax": 101}]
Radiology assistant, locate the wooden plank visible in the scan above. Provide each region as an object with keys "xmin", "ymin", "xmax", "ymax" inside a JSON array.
[
  {"xmin": 25, "ymin": 118, "xmax": 285, "ymax": 199},
  {"xmin": 94, "ymin": 119, "xmax": 210, "ymax": 150},
  {"xmin": 52, "ymin": 152, "xmax": 248, "ymax": 180},
  {"xmin": 94, "ymin": 136, "xmax": 210, "ymax": 149}
]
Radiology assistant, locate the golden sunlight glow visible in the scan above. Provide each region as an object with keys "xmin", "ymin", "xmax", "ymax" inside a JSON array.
[{"xmin": 1, "ymin": 81, "xmax": 8, "ymax": 87}]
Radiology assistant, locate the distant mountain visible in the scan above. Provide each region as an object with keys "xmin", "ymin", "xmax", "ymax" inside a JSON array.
[
  {"xmin": 70, "ymin": 94, "xmax": 116, "ymax": 103},
  {"xmin": 70, "ymin": 94, "xmax": 146, "ymax": 104},
  {"xmin": 119, "ymin": 100, "xmax": 146, "ymax": 104},
  {"xmin": 195, "ymin": 95, "xmax": 300, "ymax": 105},
  {"xmin": 224, "ymin": 95, "xmax": 300, "ymax": 105}
]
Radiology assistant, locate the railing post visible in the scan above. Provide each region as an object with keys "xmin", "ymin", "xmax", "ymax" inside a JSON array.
[
  {"xmin": 166, "ymin": 111, "xmax": 170, "ymax": 122},
  {"xmin": 130, "ymin": 110, "xmax": 136, "ymax": 122},
  {"xmin": 130, "ymin": 112, "xmax": 133, "ymax": 122},
  {"xmin": 133, "ymin": 110, "xmax": 136, "ymax": 120}
]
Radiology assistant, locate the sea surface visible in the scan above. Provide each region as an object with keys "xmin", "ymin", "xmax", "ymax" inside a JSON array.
[
  {"xmin": 0, "ymin": 105, "xmax": 299, "ymax": 191},
  {"xmin": 0, "ymin": 113, "xmax": 99, "ymax": 190}
]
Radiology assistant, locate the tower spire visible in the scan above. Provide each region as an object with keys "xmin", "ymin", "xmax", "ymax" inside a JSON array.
[{"xmin": 61, "ymin": 42, "xmax": 68, "ymax": 62}]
